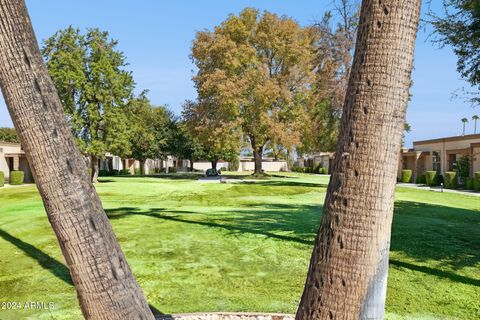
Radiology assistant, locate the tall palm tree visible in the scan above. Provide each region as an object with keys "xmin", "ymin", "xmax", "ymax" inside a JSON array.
[
  {"xmin": 0, "ymin": 1, "xmax": 154, "ymax": 319},
  {"xmin": 461, "ymin": 117, "xmax": 469, "ymax": 135},
  {"xmin": 472, "ymin": 115, "xmax": 479, "ymax": 134},
  {"xmin": 296, "ymin": 1, "xmax": 421, "ymax": 319}
]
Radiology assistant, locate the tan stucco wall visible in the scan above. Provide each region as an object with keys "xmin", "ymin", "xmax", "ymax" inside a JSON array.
[
  {"xmin": 0, "ymin": 142, "xmax": 23, "ymax": 181},
  {"xmin": 473, "ymin": 147, "xmax": 480, "ymax": 174},
  {"xmin": 413, "ymin": 136, "xmax": 480, "ymax": 176}
]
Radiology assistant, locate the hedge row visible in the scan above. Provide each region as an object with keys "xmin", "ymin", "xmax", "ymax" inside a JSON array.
[
  {"xmin": 0, "ymin": 170, "xmax": 23, "ymax": 186},
  {"xmin": 291, "ymin": 166, "xmax": 328, "ymax": 174},
  {"xmin": 415, "ymin": 174, "xmax": 426, "ymax": 184},
  {"xmin": 475, "ymin": 172, "xmax": 480, "ymax": 191},
  {"xmin": 99, "ymin": 169, "xmax": 132, "ymax": 177},
  {"xmin": 98, "ymin": 167, "xmax": 181, "ymax": 177},
  {"xmin": 414, "ymin": 171, "xmax": 480, "ymax": 191}
]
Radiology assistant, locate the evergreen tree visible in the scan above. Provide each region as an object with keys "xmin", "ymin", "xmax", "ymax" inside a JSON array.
[{"xmin": 42, "ymin": 27, "xmax": 135, "ymax": 181}]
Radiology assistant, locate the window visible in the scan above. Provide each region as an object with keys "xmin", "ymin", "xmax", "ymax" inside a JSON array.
[
  {"xmin": 113, "ymin": 156, "xmax": 120, "ymax": 170},
  {"xmin": 432, "ymin": 151, "xmax": 441, "ymax": 173}
]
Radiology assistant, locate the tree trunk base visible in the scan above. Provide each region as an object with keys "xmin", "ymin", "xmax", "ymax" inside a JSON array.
[{"xmin": 251, "ymin": 172, "xmax": 269, "ymax": 178}]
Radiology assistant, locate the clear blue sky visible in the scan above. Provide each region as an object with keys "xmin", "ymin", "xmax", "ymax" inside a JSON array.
[{"xmin": 0, "ymin": 0, "xmax": 476, "ymax": 147}]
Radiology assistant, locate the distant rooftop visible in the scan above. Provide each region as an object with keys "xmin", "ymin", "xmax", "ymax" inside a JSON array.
[{"xmin": 414, "ymin": 133, "xmax": 480, "ymax": 145}]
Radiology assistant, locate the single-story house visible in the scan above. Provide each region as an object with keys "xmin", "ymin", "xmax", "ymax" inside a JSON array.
[
  {"xmin": 99, "ymin": 154, "xmax": 178, "ymax": 174},
  {"xmin": 399, "ymin": 133, "xmax": 480, "ymax": 180},
  {"xmin": 0, "ymin": 142, "xmax": 34, "ymax": 183},
  {"xmin": 296, "ymin": 152, "xmax": 335, "ymax": 172}
]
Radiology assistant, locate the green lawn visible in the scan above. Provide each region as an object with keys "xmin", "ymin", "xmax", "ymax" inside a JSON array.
[{"xmin": 0, "ymin": 173, "xmax": 478, "ymax": 319}]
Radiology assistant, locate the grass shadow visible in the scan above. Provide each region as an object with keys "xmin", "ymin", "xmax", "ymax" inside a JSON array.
[
  {"xmin": 0, "ymin": 229, "xmax": 166, "ymax": 314},
  {"xmin": 252, "ymin": 180, "xmax": 328, "ymax": 188},
  {"xmin": 0, "ymin": 229, "xmax": 73, "ymax": 285},
  {"xmin": 101, "ymin": 173, "xmax": 204, "ymax": 181},
  {"xmin": 106, "ymin": 199, "xmax": 480, "ymax": 284},
  {"xmin": 392, "ymin": 200, "xmax": 480, "ymax": 270},
  {"xmin": 106, "ymin": 205, "xmax": 322, "ymax": 246},
  {"xmin": 389, "ymin": 259, "xmax": 480, "ymax": 286}
]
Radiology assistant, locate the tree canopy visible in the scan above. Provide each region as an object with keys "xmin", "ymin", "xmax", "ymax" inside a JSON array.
[
  {"xmin": 42, "ymin": 27, "xmax": 135, "ymax": 166},
  {"xmin": 299, "ymin": 0, "xmax": 359, "ymax": 155},
  {"xmin": 182, "ymin": 99, "xmax": 240, "ymax": 170},
  {"xmin": 128, "ymin": 92, "xmax": 174, "ymax": 170},
  {"xmin": 190, "ymin": 8, "xmax": 316, "ymax": 173},
  {"xmin": 0, "ymin": 127, "xmax": 19, "ymax": 143},
  {"xmin": 431, "ymin": 0, "xmax": 480, "ymax": 105}
]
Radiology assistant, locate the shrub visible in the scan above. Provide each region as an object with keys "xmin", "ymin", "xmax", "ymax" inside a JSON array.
[
  {"xmin": 0, "ymin": 171, "xmax": 4, "ymax": 187},
  {"xmin": 444, "ymin": 171, "xmax": 457, "ymax": 189},
  {"xmin": 400, "ymin": 169, "xmax": 412, "ymax": 183},
  {"xmin": 229, "ymin": 158, "xmax": 240, "ymax": 171},
  {"xmin": 415, "ymin": 174, "xmax": 426, "ymax": 184},
  {"xmin": 98, "ymin": 170, "xmax": 109, "ymax": 177},
  {"xmin": 474, "ymin": 172, "xmax": 480, "ymax": 191},
  {"xmin": 425, "ymin": 171, "xmax": 439, "ymax": 186},
  {"xmin": 134, "ymin": 169, "xmax": 142, "ymax": 176},
  {"xmin": 168, "ymin": 167, "xmax": 177, "ymax": 173},
  {"xmin": 119, "ymin": 169, "xmax": 131, "ymax": 175},
  {"xmin": 318, "ymin": 167, "xmax": 327, "ymax": 174},
  {"xmin": 466, "ymin": 177, "xmax": 475, "ymax": 190},
  {"xmin": 292, "ymin": 166, "xmax": 305, "ymax": 173},
  {"xmin": 312, "ymin": 161, "xmax": 321, "ymax": 174},
  {"xmin": 456, "ymin": 155, "xmax": 470, "ymax": 178},
  {"xmin": 10, "ymin": 171, "xmax": 24, "ymax": 185}
]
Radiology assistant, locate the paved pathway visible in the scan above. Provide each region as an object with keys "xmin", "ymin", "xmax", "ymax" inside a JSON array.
[{"xmin": 397, "ymin": 183, "xmax": 480, "ymax": 197}]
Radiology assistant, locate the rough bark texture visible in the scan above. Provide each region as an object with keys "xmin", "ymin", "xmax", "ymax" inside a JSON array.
[
  {"xmin": 0, "ymin": 1, "xmax": 154, "ymax": 319},
  {"xmin": 190, "ymin": 158, "xmax": 195, "ymax": 171},
  {"xmin": 296, "ymin": 1, "xmax": 421, "ymax": 319},
  {"xmin": 139, "ymin": 160, "xmax": 145, "ymax": 175},
  {"xmin": 91, "ymin": 154, "xmax": 99, "ymax": 183},
  {"xmin": 251, "ymin": 139, "xmax": 264, "ymax": 174},
  {"xmin": 253, "ymin": 147, "xmax": 263, "ymax": 174}
]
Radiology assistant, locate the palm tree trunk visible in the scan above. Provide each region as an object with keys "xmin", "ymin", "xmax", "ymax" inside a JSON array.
[
  {"xmin": 0, "ymin": 1, "xmax": 154, "ymax": 319},
  {"xmin": 296, "ymin": 1, "xmax": 421, "ymax": 319}
]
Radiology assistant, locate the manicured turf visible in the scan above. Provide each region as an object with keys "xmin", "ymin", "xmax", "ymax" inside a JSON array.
[{"xmin": 0, "ymin": 173, "xmax": 478, "ymax": 319}]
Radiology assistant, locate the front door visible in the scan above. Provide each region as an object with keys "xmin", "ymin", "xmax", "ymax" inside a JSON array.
[{"xmin": 6, "ymin": 157, "xmax": 13, "ymax": 172}]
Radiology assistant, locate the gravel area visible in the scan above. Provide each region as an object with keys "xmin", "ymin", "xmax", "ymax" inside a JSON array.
[{"xmin": 156, "ymin": 313, "xmax": 294, "ymax": 320}]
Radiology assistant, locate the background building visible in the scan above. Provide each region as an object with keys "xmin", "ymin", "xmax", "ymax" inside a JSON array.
[
  {"xmin": 399, "ymin": 134, "xmax": 480, "ymax": 180},
  {"xmin": 0, "ymin": 142, "xmax": 34, "ymax": 183}
]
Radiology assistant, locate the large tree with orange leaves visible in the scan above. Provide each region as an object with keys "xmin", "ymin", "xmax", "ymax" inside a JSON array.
[{"xmin": 191, "ymin": 8, "xmax": 316, "ymax": 174}]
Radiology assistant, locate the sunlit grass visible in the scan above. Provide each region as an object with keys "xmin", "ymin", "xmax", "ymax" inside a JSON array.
[{"xmin": 0, "ymin": 173, "xmax": 478, "ymax": 319}]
